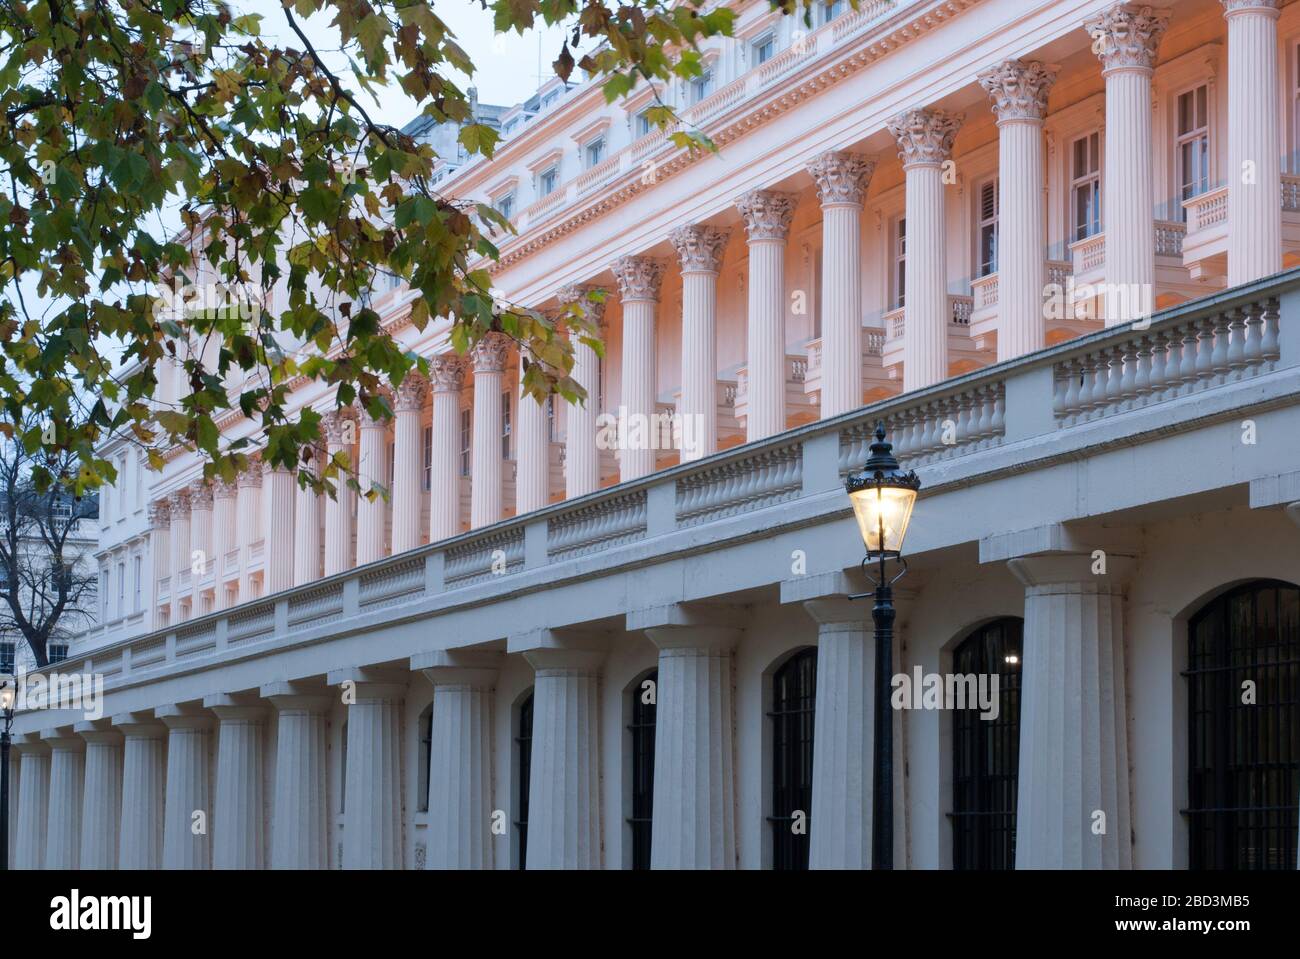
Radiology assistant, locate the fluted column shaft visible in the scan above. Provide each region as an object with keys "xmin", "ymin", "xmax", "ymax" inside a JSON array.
[
  {"xmin": 808, "ymin": 153, "xmax": 875, "ymax": 416},
  {"xmin": 188, "ymin": 484, "xmax": 213, "ymax": 613},
  {"xmin": 356, "ymin": 408, "xmax": 389, "ymax": 565},
  {"xmin": 560, "ymin": 287, "xmax": 606, "ymax": 497},
  {"xmin": 422, "ymin": 661, "xmax": 498, "ymax": 869},
  {"xmin": 323, "ymin": 412, "xmax": 356, "ymax": 575},
  {"xmin": 670, "ymin": 227, "xmax": 729, "ymax": 460},
  {"xmin": 146, "ymin": 503, "xmax": 170, "ymax": 628},
  {"xmin": 293, "ymin": 466, "xmax": 323, "ymax": 587},
  {"xmin": 1225, "ymin": 0, "xmax": 1282, "ymax": 285},
  {"xmin": 524, "ymin": 648, "xmax": 603, "ymax": 869},
  {"xmin": 429, "ymin": 357, "xmax": 465, "ymax": 541},
  {"xmin": 45, "ymin": 736, "xmax": 84, "ymax": 869},
  {"xmin": 161, "ymin": 713, "xmax": 212, "ymax": 870},
  {"xmin": 169, "ymin": 491, "xmax": 191, "ymax": 617},
  {"xmin": 78, "ymin": 727, "xmax": 122, "ymax": 870},
  {"xmin": 116, "ymin": 720, "xmax": 166, "ymax": 869},
  {"xmin": 644, "ymin": 627, "xmax": 738, "ymax": 869},
  {"xmin": 267, "ymin": 692, "xmax": 330, "ymax": 869},
  {"xmin": 211, "ymin": 703, "xmax": 265, "ymax": 870},
  {"xmin": 211, "ymin": 482, "xmax": 236, "ymax": 608},
  {"xmin": 14, "ymin": 744, "xmax": 49, "ymax": 870},
  {"xmin": 470, "ymin": 334, "xmax": 509, "ymax": 529},
  {"xmin": 804, "ymin": 599, "xmax": 872, "ymax": 868},
  {"xmin": 340, "ymin": 678, "xmax": 405, "ymax": 869},
  {"xmin": 979, "ymin": 61, "xmax": 1056, "ymax": 360},
  {"xmin": 1088, "ymin": 5, "xmax": 1169, "ymax": 326},
  {"xmin": 391, "ymin": 375, "xmax": 428, "ymax": 554},
  {"xmin": 1010, "ymin": 554, "xmax": 1133, "ymax": 869},
  {"xmin": 737, "ymin": 191, "xmax": 795, "ymax": 439},
  {"xmin": 263, "ymin": 466, "xmax": 296, "ymax": 593},
  {"xmin": 516, "ymin": 383, "xmax": 549, "ymax": 514},
  {"xmin": 236, "ymin": 466, "xmax": 262, "ymax": 598},
  {"xmin": 888, "ymin": 109, "xmax": 961, "ymax": 391},
  {"xmin": 611, "ymin": 256, "xmax": 663, "ymax": 481}
]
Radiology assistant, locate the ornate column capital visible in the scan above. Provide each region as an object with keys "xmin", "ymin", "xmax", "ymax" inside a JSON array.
[
  {"xmin": 559, "ymin": 284, "xmax": 609, "ymax": 329},
  {"xmin": 669, "ymin": 225, "xmax": 730, "ymax": 273},
  {"xmin": 806, "ymin": 152, "xmax": 876, "ymax": 207},
  {"xmin": 978, "ymin": 60, "xmax": 1058, "ymax": 122},
  {"xmin": 394, "ymin": 373, "xmax": 428, "ymax": 413},
  {"xmin": 1085, "ymin": 4, "xmax": 1171, "ymax": 75},
  {"xmin": 470, "ymin": 332, "xmax": 511, "ymax": 374},
  {"xmin": 147, "ymin": 500, "xmax": 171, "ymax": 528},
  {"xmin": 611, "ymin": 256, "xmax": 665, "ymax": 302},
  {"xmin": 237, "ymin": 461, "xmax": 264, "ymax": 488},
  {"xmin": 321, "ymin": 409, "xmax": 356, "ymax": 447},
  {"xmin": 358, "ymin": 389, "xmax": 393, "ymax": 429},
  {"xmin": 212, "ymin": 477, "xmax": 238, "ymax": 501},
  {"xmin": 886, "ymin": 108, "xmax": 963, "ymax": 167},
  {"xmin": 169, "ymin": 488, "xmax": 191, "ymax": 512},
  {"xmin": 1221, "ymin": 0, "xmax": 1278, "ymax": 16},
  {"xmin": 188, "ymin": 481, "xmax": 213, "ymax": 510},
  {"xmin": 428, "ymin": 354, "xmax": 466, "ymax": 394},
  {"xmin": 735, "ymin": 190, "xmax": 796, "ymax": 242}
]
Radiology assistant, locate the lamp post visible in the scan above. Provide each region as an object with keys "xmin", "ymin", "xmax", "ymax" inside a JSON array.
[
  {"xmin": 0, "ymin": 676, "xmax": 14, "ymax": 871},
  {"xmin": 844, "ymin": 422, "xmax": 919, "ymax": 870}
]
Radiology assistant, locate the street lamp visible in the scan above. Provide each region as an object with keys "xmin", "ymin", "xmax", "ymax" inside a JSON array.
[
  {"xmin": 845, "ymin": 422, "xmax": 919, "ymax": 870},
  {"xmin": 0, "ymin": 676, "xmax": 14, "ymax": 872}
]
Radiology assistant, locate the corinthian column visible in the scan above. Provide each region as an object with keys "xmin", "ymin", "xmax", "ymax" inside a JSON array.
[
  {"xmin": 1008, "ymin": 553, "xmax": 1133, "ymax": 869},
  {"xmin": 293, "ymin": 451, "xmax": 324, "ymax": 587},
  {"xmin": 77, "ymin": 724, "xmax": 123, "ymax": 870},
  {"xmin": 208, "ymin": 697, "xmax": 266, "ymax": 870},
  {"xmin": 263, "ymin": 684, "xmax": 331, "ymax": 870},
  {"xmin": 523, "ymin": 647, "xmax": 604, "ymax": 869},
  {"xmin": 146, "ymin": 501, "xmax": 170, "ymax": 628},
  {"xmin": 188, "ymin": 481, "xmax": 213, "ymax": 614},
  {"xmin": 415, "ymin": 650, "xmax": 501, "ymax": 869},
  {"xmin": 356, "ymin": 399, "xmax": 390, "ymax": 566},
  {"xmin": 114, "ymin": 716, "xmax": 166, "ymax": 869},
  {"xmin": 210, "ymin": 479, "xmax": 237, "ymax": 608},
  {"xmin": 168, "ymin": 489, "xmax": 191, "ymax": 620},
  {"xmin": 1085, "ymin": 3, "xmax": 1169, "ymax": 325},
  {"xmin": 642, "ymin": 624, "xmax": 739, "ymax": 869},
  {"xmin": 391, "ymin": 373, "xmax": 429, "ymax": 554},
  {"xmin": 322, "ymin": 410, "xmax": 357, "ymax": 576},
  {"xmin": 612, "ymin": 256, "xmax": 665, "ymax": 481},
  {"xmin": 670, "ymin": 226, "xmax": 730, "ymax": 460},
  {"xmin": 45, "ymin": 731, "xmax": 85, "ymax": 869},
  {"xmin": 1223, "ymin": 0, "xmax": 1282, "ymax": 284},
  {"xmin": 159, "ymin": 708, "xmax": 212, "ymax": 870},
  {"xmin": 807, "ymin": 153, "xmax": 875, "ymax": 416},
  {"xmin": 263, "ymin": 461, "xmax": 296, "ymax": 593},
  {"xmin": 979, "ymin": 60, "xmax": 1057, "ymax": 360},
  {"xmin": 14, "ymin": 739, "xmax": 49, "ymax": 870},
  {"xmin": 428, "ymin": 355, "xmax": 465, "ymax": 540},
  {"xmin": 559, "ymin": 285, "xmax": 607, "ymax": 497},
  {"xmin": 331, "ymin": 669, "xmax": 407, "ymax": 869},
  {"xmin": 516, "ymin": 372, "xmax": 550, "ymax": 515},
  {"xmin": 470, "ymin": 333, "xmax": 510, "ymax": 529},
  {"xmin": 887, "ymin": 108, "xmax": 963, "ymax": 391},
  {"xmin": 736, "ymin": 190, "xmax": 795, "ymax": 440}
]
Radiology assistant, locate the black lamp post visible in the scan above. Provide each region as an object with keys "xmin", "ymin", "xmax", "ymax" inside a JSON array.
[
  {"xmin": 0, "ymin": 677, "xmax": 14, "ymax": 872},
  {"xmin": 844, "ymin": 422, "xmax": 919, "ymax": 870}
]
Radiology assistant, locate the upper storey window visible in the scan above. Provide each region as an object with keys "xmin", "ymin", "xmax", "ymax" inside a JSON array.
[
  {"xmin": 752, "ymin": 33, "xmax": 775, "ymax": 66},
  {"xmin": 1176, "ymin": 84, "xmax": 1210, "ymax": 220},
  {"xmin": 634, "ymin": 109, "xmax": 653, "ymax": 138},
  {"xmin": 823, "ymin": 0, "xmax": 846, "ymax": 22},
  {"xmin": 892, "ymin": 217, "xmax": 906, "ymax": 310},
  {"xmin": 496, "ymin": 192, "xmax": 515, "ymax": 220},
  {"xmin": 1071, "ymin": 131, "xmax": 1101, "ymax": 242},
  {"xmin": 977, "ymin": 180, "xmax": 998, "ymax": 278},
  {"xmin": 585, "ymin": 137, "xmax": 606, "ymax": 169},
  {"xmin": 690, "ymin": 70, "xmax": 714, "ymax": 104},
  {"xmin": 539, "ymin": 166, "xmax": 559, "ymax": 197}
]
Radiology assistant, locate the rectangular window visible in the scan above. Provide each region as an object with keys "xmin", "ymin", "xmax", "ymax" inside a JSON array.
[
  {"xmin": 824, "ymin": 0, "xmax": 846, "ymax": 21},
  {"xmin": 1177, "ymin": 84, "xmax": 1210, "ymax": 220},
  {"xmin": 423, "ymin": 424, "xmax": 433, "ymax": 491},
  {"xmin": 460, "ymin": 408, "xmax": 472, "ymax": 477},
  {"xmin": 502, "ymin": 390, "xmax": 512, "ymax": 460},
  {"xmin": 978, "ymin": 180, "xmax": 999, "ymax": 277},
  {"xmin": 1071, "ymin": 132, "xmax": 1102, "ymax": 242},
  {"xmin": 893, "ymin": 218, "xmax": 907, "ymax": 309},
  {"xmin": 117, "ymin": 561, "xmax": 125, "ymax": 617},
  {"xmin": 539, "ymin": 166, "xmax": 559, "ymax": 197},
  {"xmin": 100, "ymin": 568, "xmax": 109, "ymax": 621},
  {"xmin": 635, "ymin": 110, "xmax": 653, "ymax": 138},
  {"xmin": 584, "ymin": 137, "xmax": 605, "ymax": 168},
  {"xmin": 133, "ymin": 555, "xmax": 142, "ymax": 612},
  {"xmin": 753, "ymin": 34, "xmax": 775, "ymax": 65},
  {"xmin": 118, "ymin": 455, "xmax": 127, "ymax": 516},
  {"xmin": 690, "ymin": 71, "xmax": 713, "ymax": 105},
  {"xmin": 497, "ymin": 192, "xmax": 515, "ymax": 220}
]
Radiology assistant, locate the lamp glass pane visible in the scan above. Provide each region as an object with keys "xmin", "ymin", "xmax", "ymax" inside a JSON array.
[
  {"xmin": 849, "ymin": 485, "xmax": 916, "ymax": 553},
  {"xmin": 0, "ymin": 684, "xmax": 14, "ymax": 710}
]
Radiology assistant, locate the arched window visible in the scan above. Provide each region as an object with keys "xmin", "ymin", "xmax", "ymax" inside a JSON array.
[
  {"xmin": 627, "ymin": 669, "xmax": 658, "ymax": 870},
  {"xmin": 1187, "ymin": 579, "xmax": 1300, "ymax": 870},
  {"xmin": 769, "ymin": 648, "xmax": 816, "ymax": 870},
  {"xmin": 951, "ymin": 617, "xmax": 1024, "ymax": 870},
  {"xmin": 514, "ymin": 690, "xmax": 534, "ymax": 870},
  {"xmin": 417, "ymin": 703, "xmax": 433, "ymax": 813}
]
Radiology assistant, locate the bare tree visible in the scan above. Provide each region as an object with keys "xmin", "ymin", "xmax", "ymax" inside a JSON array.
[{"xmin": 0, "ymin": 422, "xmax": 98, "ymax": 669}]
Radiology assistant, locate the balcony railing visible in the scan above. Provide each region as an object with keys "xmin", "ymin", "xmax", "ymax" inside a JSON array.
[{"xmin": 35, "ymin": 266, "xmax": 1300, "ymax": 698}]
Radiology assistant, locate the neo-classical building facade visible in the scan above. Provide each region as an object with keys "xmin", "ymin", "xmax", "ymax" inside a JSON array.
[{"xmin": 10, "ymin": 0, "xmax": 1300, "ymax": 870}]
